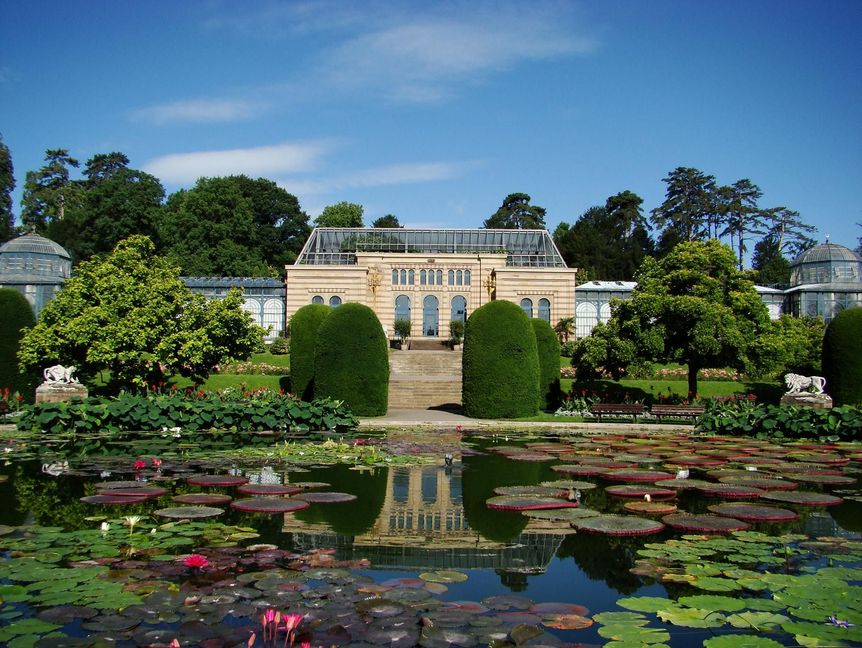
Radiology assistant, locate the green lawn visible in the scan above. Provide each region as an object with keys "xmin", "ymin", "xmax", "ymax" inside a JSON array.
[{"xmin": 249, "ymin": 352, "xmax": 290, "ymax": 368}]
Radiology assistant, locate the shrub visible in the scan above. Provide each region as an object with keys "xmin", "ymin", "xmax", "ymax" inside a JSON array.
[
  {"xmin": 289, "ymin": 304, "xmax": 331, "ymax": 400},
  {"xmin": 0, "ymin": 288, "xmax": 37, "ymax": 401},
  {"xmin": 314, "ymin": 303, "xmax": 389, "ymax": 416},
  {"xmin": 462, "ymin": 300, "xmax": 539, "ymax": 418},
  {"xmin": 449, "ymin": 319, "xmax": 465, "ymax": 346},
  {"xmin": 269, "ymin": 335, "xmax": 290, "ymax": 355},
  {"xmin": 822, "ymin": 308, "xmax": 862, "ymax": 406},
  {"xmin": 393, "ymin": 318, "xmax": 411, "ymax": 345},
  {"xmin": 531, "ymin": 318, "xmax": 562, "ymax": 410}
]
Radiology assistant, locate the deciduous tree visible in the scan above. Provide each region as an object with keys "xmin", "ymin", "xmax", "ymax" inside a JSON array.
[
  {"xmin": 371, "ymin": 214, "xmax": 402, "ymax": 228},
  {"xmin": 483, "ymin": 193, "xmax": 546, "ymax": 229},
  {"xmin": 314, "ymin": 201, "xmax": 364, "ymax": 228},
  {"xmin": 18, "ymin": 236, "xmax": 263, "ymax": 390}
]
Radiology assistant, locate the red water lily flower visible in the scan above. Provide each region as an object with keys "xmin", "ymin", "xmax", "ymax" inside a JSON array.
[
  {"xmin": 182, "ymin": 553, "xmax": 209, "ymax": 569},
  {"xmin": 133, "ymin": 459, "xmax": 147, "ymax": 470}
]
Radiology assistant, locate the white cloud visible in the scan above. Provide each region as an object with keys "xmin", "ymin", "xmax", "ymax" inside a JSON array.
[
  {"xmin": 130, "ymin": 98, "xmax": 268, "ymax": 125},
  {"xmin": 143, "ymin": 141, "xmax": 330, "ymax": 184},
  {"xmin": 282, "ymin": 160, "xmax": 473, "ymax": 195}
]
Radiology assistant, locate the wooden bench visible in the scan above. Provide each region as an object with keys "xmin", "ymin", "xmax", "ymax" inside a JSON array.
[
  {"xmin": 650, "ymin": 404, "xmax": 705, "ymax": 423},
  {"xmin": 590, "ymin": 403, "xmax": 645, "ymax": 422}
]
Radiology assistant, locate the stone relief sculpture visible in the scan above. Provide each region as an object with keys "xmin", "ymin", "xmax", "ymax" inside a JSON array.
[
  {"xmin": 42, "ymin": 364, "xmax": 79, "ymax": 385},
  {"xmin": 783, "ymin": 373, "xmax": 826, "ymax": 395}
]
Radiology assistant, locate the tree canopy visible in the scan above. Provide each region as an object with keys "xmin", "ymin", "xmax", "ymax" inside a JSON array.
[
  {"xmin": 0, "ymin": 134, "xmax": 14, "ymax": 243},
  {"xmin": 371, "ymin": 214, "xmax": 402, "ymax": 228},
  {"xmin": 21, "ymin": 149, "xmax": 81, "ymax": 234},
  {"xmin": 483, "ymin": 193, "xmax": 546, "ymax": 229},
  {"xmin": 572, "ymin": 240, "xmax": 772, "ymax": 397},
  {"xmin": 18, "ymin": 235, "xmax": 263, "ymax": 390},
  {"xmin": 314, "ymin": 201, "xmax": 364, "ymax": 228}
]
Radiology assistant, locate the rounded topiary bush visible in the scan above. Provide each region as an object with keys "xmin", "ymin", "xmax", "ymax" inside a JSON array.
[
  {"xmin": 822, "ymin": 307, "xmax": 862, "ymax": 406},
  {"xmin": 462, "ymin": 300, "xmax": 539, "ymax": 418},
  {"xmin": 314, "ymin": 303, "xmax": 389, "ymax": 416},
  {"xmin": 531, "ymin": 318, "xmax": 562, "ymax": 411},
  {"xmin": 0, "ymin": 288, "xmax": 37, "ymax": 400},
  {"xmin": 289, "ymin": 304, "xmax": 331, "ymax": 400}
]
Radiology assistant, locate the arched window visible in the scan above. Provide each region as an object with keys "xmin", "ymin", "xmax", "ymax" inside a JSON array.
[
  {"xmin": 241, "ymin": 300, "xmax": 262, "ymax": 328},
  {"xmin": 448, "ymin": 270, "xmax": 455, "ymax": 285},
  {"xmin": 464, "ymin": 270, "xmax": 471, "ymax": 285},
  {"xmin": 436, "ymin": 270, "xmax": 443, "ymax": 285},
  {"xmin": 408, "ymin": 269, "xmax": 415, "ymax": 285},
  {"xmin": 392, "ymin": 270, "xmax": 398, "ymax": 285},
  {"xmin": 576, "ymin": 302, "xmax": 598, "ymax": 338},
  {"xmin": 329, "ymin": 295, "xmax": 342, "ymax": 307},
  {"xmin": 451, "ymin": 295, "xmax": 467, "ymax": 322},
  {"xmin": 395, "ymin": 295, "xmax": 411, "ymax": 322},
  {"xmin": 400, "ymin": 269, "xmax": 407, "ymax": 285},
  {"xmin": 428, "ymin": 270, "xmax": 435, "ymax": 286},
  {"xmin": 311, "ymin": 295, "xmax": 324, "ymax": 305},
  {"xmin": 520, "ymin": 298, "xmax": 533, "ymax": 318},
  {"xmin": 538, "ymin": 298, "xmax": 551, "ymax": 322},
  {"xmin": 420, "ymin": 270, "xmax": 427, "ymax": 285},
  {"xmin": 423, "ymin": 295, "xmax": 439, "ymax": 336},
  {"xmin": 456, "ymin": 270, "xmax": 463, "ymax": 286},
  {"xmin": 263, "ymin": 299, "xmax": 284, "ymax": 337}
]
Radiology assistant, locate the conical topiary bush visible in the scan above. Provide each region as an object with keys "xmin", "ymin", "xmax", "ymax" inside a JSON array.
[{"xmin": 822, "ymin": 307, "xmax": 862, "ymax": 406}]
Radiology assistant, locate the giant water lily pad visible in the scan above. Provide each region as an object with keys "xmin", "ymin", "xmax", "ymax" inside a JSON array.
[
  {"xmin": 573, "ymin": 514, "xmax": 665, "ymax": 536},
  {"xmin": 760, "ymin": 491, "xmax": 844, "ymax": 506},
  {"xmin": 541, "ymin": 614, "xmax": 593, "ymax": 629},
  {"xmin": 540, "ymin": 479, "xmax": 597, "ymax": 490},
  {"xmin": 605, "ymin": 484, "xmax": 676, "ymax": 499},
  {"xmin": 186, "ymin": 475, "xmax": 249, "ymax": 487},
  {"xmin": 81, "ymin": 494, "xmax": 148, "ymax": 505},
  {"xmin": 494, "ymin": 485, "xmax": 569, "ymax": 498},
  {"xmin": 172, "ymin": 493, "xmax": 232, "ymax": 505},
  {"xmin": 624, "ymin": 501, "xmax": 678, "ymax": 515},
  {"xmin": 95, "ymin": 480, "xmax": 150, "ymax": 490},
  {"xmin": 551, "ymin": 464, "xmax": 607, "ymax": 476},
  {"xmin": 781, "ymin": 473, "xmax": 857, "ymax": 486},
  {"xmin": 523, "ymin": 507, "xmax": 601, "ymax": 521},
  {"xmin": 656, "ymin": 607, "xmax": 726, "ymax": 628},
  {"xmin": 661, "ymin": 513, "xmax": 750, "ymax": 533},
  {"xmin": 504, "ymin": 451, "xmax": 556, "ymax": 462},
  {"xmin": 603, "ymin": 469, "xmax": 675, "ymax": 482},
  {"xmin": 697, "ymin": 484, "xmax": 766, "ymax": 499},
  {"xmin": 97, "ymin": 486, "xmax": 167, "ymax": 498},
  {"xmin": 230, "ymin": 498, "xmax": 310, "ymax": 513},
  {"xmin": 529, "ymin": 601, "xmax": 589, "ymax": 616},
  {"xmin": 718, "ymin": 475, "xmax": 797, "ymax": 490},
  {"xmin": 153, "ymin": 506, "xmax": 224, "ymax": 519},
  {"xmin": 237, "ymin": 483, "xmax": 304, "ymax": 495},
  {"xmin": 293, "ymin": 491, "xmax": 357, "ymax": 503},
  {"xmin": 486, "ymin": 496, "xmax": 578, "ymax": 511},
  {"xmin": 707, "ymin": 502, "xmax": 799, "ymax": 522}
]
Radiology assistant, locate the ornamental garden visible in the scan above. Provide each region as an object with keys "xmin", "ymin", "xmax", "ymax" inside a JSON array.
[{"xmin": 0, "ymin": 237, "xmax": 861, "ymax": 648}]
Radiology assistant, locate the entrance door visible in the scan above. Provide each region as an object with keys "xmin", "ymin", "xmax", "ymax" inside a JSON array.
[{"xmin": 423, "ymin": 295, "xmax": 439, "ymax": 337}]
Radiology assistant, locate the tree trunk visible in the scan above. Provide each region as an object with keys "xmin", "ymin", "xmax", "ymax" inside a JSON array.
[{"xmin": 687, "ymin": 364, "xmax": 699, "ymax": 400}]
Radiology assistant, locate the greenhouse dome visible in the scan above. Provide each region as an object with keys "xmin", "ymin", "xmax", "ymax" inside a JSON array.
[{"xmin": 0, "ymin": 232, "xmax": 71, "ymax": 313}]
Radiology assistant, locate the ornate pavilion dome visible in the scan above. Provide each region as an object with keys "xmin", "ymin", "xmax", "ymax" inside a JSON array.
[
  {"xmin": 0, "ymin": 232, "xmax": 71, "ymax": 312},
  {"xmin": 789, "ymin": 241, "xmax": 862, "ymax": 287}
]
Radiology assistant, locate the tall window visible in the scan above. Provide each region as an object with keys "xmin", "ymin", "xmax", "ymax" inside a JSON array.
[
  {"xmin": 263, "ymin": 299, "xmax": 284, "ymax": 336},
  {"xmin": 448, "ymin": 270, "xmax": 455, "ymax": 285},
  {"xmin": 520, "ymin": 298, "xmax": 533, "ymax": 318},
  {"xmin": 400, "ymin": 269, "xmax": 407, "ymax": 284},
  {"xmin": 464, "ymin": 270, "xmax": 471, "ymax": 285},
  {"xmin": 451, "ymin": 295, "xmax": 467, "ymax": 322},
  {"xmin": 456, "ymin": 270, "xmax": 463, "ymax": 286},
  {"xmin": 420, "ymin": 270, "xmax": 427, "ymax": 285},
  {"xmin": 428, "ymin": 270, "xmax": 435, "ymax": 286},
  {"xmin": 436, "ymin": 270, "xmax": 443, "ymax": 285},
  {"xmin": 329, "ymin": 295, "xmax": 342, "ymax": 307},
  {"xmin": 408, "ymin": 269, "xmax": 415, "ymax": 285},
  {"xmin": 395, "ymin": 295, "xmax": 411, "ymax": 322},
  {"xmin": 392, "ymin": 269, "xmax": 398, "ymax": 285},
  {"xmin": 311, "ymin": 295, "xmax": 324, "ymax": 304},
  {"xmin": 538, "ymin": 298, "xmax": 551, "ymax": 322}
]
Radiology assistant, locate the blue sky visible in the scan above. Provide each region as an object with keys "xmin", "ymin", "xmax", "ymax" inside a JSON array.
[{"xmin": 1, "ymin": 0, "xmax": 860, "ymax": 256}]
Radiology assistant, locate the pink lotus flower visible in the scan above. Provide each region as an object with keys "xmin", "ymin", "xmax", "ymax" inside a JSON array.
[
  {"xmin": 182, "ymin": 553, "xmax": 209, "ymax": 569},
  {"xmin": 152, "ymin": 457, "xmax": 162, "ymax": 468}
]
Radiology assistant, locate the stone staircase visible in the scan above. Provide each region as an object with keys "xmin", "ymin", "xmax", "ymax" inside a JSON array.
[{"xmin": 388, "ymin": 348, "xmax": 462, "ymax": 409}]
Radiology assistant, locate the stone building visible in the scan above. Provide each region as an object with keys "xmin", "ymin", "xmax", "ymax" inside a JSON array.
[
  {"xmin": 285, "ymin": 228, "xmax": 578, "ymax": 341},
  {"xmin": 0, "ymin": 232, "xmax": 71, "ymax": 314}
]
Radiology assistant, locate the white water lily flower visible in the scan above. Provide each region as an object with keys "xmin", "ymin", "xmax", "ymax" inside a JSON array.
[{"xmin": 100, "ymin": 522, "xmax": 110, "ymax": 534}]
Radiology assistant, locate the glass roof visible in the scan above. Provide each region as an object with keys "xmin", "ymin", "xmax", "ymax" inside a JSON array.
[{"xmin": 295, "ymin": 228, "xmax": 567, "ymax": 268}]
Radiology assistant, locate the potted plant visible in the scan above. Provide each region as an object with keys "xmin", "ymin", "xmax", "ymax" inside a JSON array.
[
  {"xmin": 393, "ymin": 318, "xmax": 411, "ymax": 350},
  {"xmin": 449, "ymin": 319, "xmax": 465, "ymax": 349}
]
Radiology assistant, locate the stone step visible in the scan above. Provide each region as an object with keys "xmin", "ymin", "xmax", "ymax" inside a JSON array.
[
  {"xmin": 388, "ymin": 379, "xmax": 462, "ymax": 409},
  {"xmin": 387, "ymin": 349, "xmax": 463, "ymax": 408}
]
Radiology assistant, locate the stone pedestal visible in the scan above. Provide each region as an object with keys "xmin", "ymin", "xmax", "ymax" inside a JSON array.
[
  {"xmin": 780, "ymin": 392, "xmax": 833, "ymax": 409},
  {"xmin": 35, "ymin": 382, "xmax": 88, "ymax": 404}
]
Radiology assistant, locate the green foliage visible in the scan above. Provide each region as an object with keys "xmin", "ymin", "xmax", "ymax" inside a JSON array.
[
  {"xmin": 531, "ymin": 318, "xmax": 562, "ymax": 410},
  {"xmin": 268, "ymin": 335, "xmax": 290, "ymax": 355},
  {"xmin": 751, "ymin": 236, "xmax": 791, "ymax": 286},
  {"xmin": 822, "ymin": 307, "xmax": 862, "ymax": 406},
  {"xmin": 18, "ymin": 236, "xmax": 263, "ymax": 390},
  {"xmin": 314, "ymin": 201, "xmax": 364, "ymax": 228},
  {"xmin": 15, "ymin": 390, "xmax": 357, "ymax": 442},
  {"xmin": 314, "ymin": 303, "xmax": 388, "ymax": 416},
  {"xmin": 747, "ymin": 315, "xmax": 824, "ymax": 379},
  {"xmin": 483, "ymin": 192, "xmax": 546, "ymax": 230},
  {"xmin": 289, "ymin": 304, "xmax": 331, "ymax": 400},
  {"xmin": 650, "ymin": 166, "xmax": 717, "ymax": 245},
  {"xmin": 0, "ymin": 288, "xmax": 37, "ymax": 398},
  {"xmin": 448, "ymin": 318, "xmax": 464, "ymax": 345},
  {"xmin": 21, "ymin": 149, "xmax": 81, "ymax": 234},
  {"xmin": 371, "ymin": 214, "xmax": 401, "ymax": 228},
  {"xmin": 0, "ymin": 133, "xmax": 14, "ymax": 243},
  {"xmin": 570, "ymin": 319, "xmax": 639, "ymax": 380},
  {"xmin": 698, "ymin": 399, "xmax": 862, "ymax": 441},
  {"xmin": 462, "ymin": 300, "xmax": 539, "ymax": 418},
  {"xmin": 393, "ymin": 318, "xmax": 411, "ymax": 344}
]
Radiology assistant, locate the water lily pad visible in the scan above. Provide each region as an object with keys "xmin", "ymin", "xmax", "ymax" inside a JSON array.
[
  {"xmin": 153, "ymin": 506, "xmax": 224, "ymax": 519},
  {"xmin": 292, "ymin": 491, "xmax": 358, "ymax": 503},
  {"xmin": 725, "ymin": 611, "xmax": 790, "ymax": 629},
  {"xmin": 662, "ymin": 513, "xmax": 750, "ymax": 533},
  {"xmin": 80, "ymin": 494, "xmax": 149, "ymax": 505},
  {"xmin": 97, "ymin": 486, "xmax": 167, "ymax": 498},
  {"xmin": 551, "ymin": 464, "xmax": 608, "ymax": 476},
  {"xmin": 522, "ymin": 507, "xmax": 601, "ymax": 521},
  {"xmin": 172, "ymin": 493, "xmax": 233, "ymax": 505},
  {"xmin": 356, "ymin": 598, "xmax": 408, "ymax": 617},
  {"xmin": 616, "ymin": 596, "xmax": 677, "ymax": 613},
  {"xmin": 36, "ymin": 605, "xmax": 99, "ymax": 624},
  {"xmin": 697, "ymin": 484, "xmax": 766, "ymax": 499},
  {"xmin": 529, "ymin": 601, "xmax": 589, "ymax": 616},
  {"xmin": 573, "ymin": 514, "xmax": 665, "ymax": 536},
  {"xmin": 605, "ymin": 485, "xmax": 676, "ymax": 499},
  {"xmin": 760, "ymin": 491, "xmax": 844, "ymax": 506},
  {"xmin": 541, "ymin": 613, "xmax": 593, "ymax": 630},
  {"xmin": 186, "ymin": 475, "xmax": 249, "ymax": 487},
  {"xmin": 505, "ymin": 451, "xmax": 556, "ymax": 462},
  {"xmin": 236, "ymin": 483, "xmax": 304, "ymax": 495},
  {"xmin": 230, "ymin": 498, "xmax": 311, "ymax": 513},
  {"xmin": 658, "ymin": 478, "xmax": 711, "ymax": 490},
  {"xmin": 603, "ymin": 469, "xmax": 675, "ymax": 482},
  {"xmin": 781, "ymin": 473, "xmax": 857, "ymax": 486},
  {"xmin": 540, "ymin": 479, "xmax": 597, "ymax": 490},
  {"xmin": 677, "ymin": 594, "xmax": 746, "ymax": 612},
  {"xmin": 657, "ymin": 607, "xmax": 726, "ymax": 627},
  {"xmin": 494, "ymin": 485, "xmax": 569, "ymax": 498},
  {"xmin": 95, "ymin": 480, "xmax": 150, "ymax": 490},
  {"xmin": 289, "ymin": 481, "xmax": 330, "ymax": 489},
  {"xmin": 624, "ymin": 501, "xmax": 678, "ymax": 515},
  {"xmin": 486, "ymin": 496, "xmax": 578, "ymax": 511},
  {"xmin": 420, "ymin": 570, "xmax": 468, "ymax": 583},
  {"xmin": 703, "ymin": 637, "xmax": 785, "ymax": 648},
  {"xmin": 708, "ymin": 502, "xmax": 799, "ymax": 522}
]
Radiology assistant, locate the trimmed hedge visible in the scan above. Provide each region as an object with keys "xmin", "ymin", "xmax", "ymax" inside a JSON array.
[
  {"xmin": 462, "ymin": 300, "xmax": 539, "ymax": 418},
  {"xmin": 531, "ymin": 318, "xmax": 562, "ymax": 411},
  {"xmin": 822, "ymin": 307, "xmax": 862, "ymax": 406},
  {"xmin": 314, "ymin": 303, "xmax": 389, "ymax": 416},
  {"xmin": 0, "ymin": 288, "xmax": 36, "ymax": 398},
  {"xmin": 289, "ymin": 304, "xmax": 331, "ymax": 399}
]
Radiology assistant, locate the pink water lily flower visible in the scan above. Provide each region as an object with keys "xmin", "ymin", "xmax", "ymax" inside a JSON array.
[
  {"xmin": 182, "ymin": 553, "xmax": 209, "ymax": 569},
  {"xmin": 133, "ymin": 459, "xmax": 147, "ymax": 470}
]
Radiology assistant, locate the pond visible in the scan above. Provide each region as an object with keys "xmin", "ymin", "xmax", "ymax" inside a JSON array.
[{"xmin": 1, "ymin": 429, "xmax": 861, "ymax": 647}]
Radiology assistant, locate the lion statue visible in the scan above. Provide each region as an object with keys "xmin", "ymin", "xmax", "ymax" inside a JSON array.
[
  {"xmin": 784, "ymin": 373, "xmax": 826, "ymax": 395},
  {"xmin": 43, "ymin": 365, "xmax": 78, "ymax": 384}
]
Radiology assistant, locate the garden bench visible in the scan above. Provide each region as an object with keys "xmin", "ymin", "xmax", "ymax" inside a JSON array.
[
  {"xmin": 650, "ymin": 404, "xmax": 705, "ymax": 423},
  {"xmin": 590, "ymin": 403, "xmax": 645, "ymax": 422}
]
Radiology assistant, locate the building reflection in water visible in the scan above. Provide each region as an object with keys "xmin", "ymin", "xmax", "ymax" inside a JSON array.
[{"xmin": 282, "ymin": 464, "xmax": 566, "ymax": 582}]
